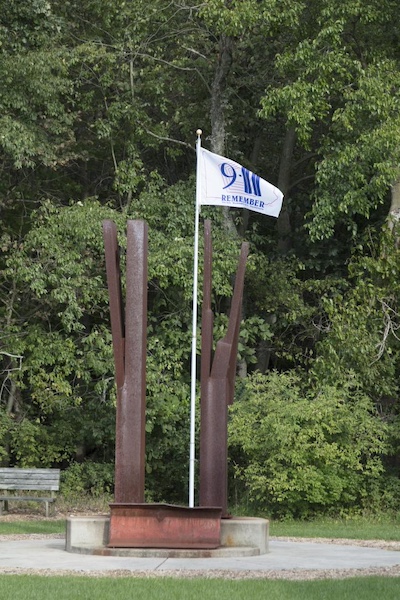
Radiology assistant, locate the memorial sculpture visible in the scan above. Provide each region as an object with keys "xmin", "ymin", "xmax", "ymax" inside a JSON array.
[{"xmin": 102, "ymin": 218, "xmax": 248, "ymax": 547}]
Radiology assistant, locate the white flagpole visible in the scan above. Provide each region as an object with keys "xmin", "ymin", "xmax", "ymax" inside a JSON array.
[{"xmin": 188, "ymin": 129, "xmax": 202, "ymax": 507}]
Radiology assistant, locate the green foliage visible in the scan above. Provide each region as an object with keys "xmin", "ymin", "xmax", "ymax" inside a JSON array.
[
  {"xmin": 1, "ymin": 191, "xmax": 252, "ymax": 502},
  {"xmin": 0, "ymin": 411, "xmax": 12, "ymax": 463},
  {"xmin": 229, "ymin": 372, "xmax": 388, "ymax": 518},
  {"xmin": 200, "ymin": 0, "xmax": 303, "ymax": 36},
  {"xmin": 9, "ymin": 418, "xmax": 66, "ymax": 467},
  {"xmin": 61, "ymin": 462, "xmax": 114, "ymax": 497},
  {"xmin": 312, "ymin": 230, "xmax": 400, "ymax": 395},
  {"xmin": 5, "ymin": 200, "xmax": 113, "ymax": 332},
  {"xmin": 1, "ymin": 0, "xmax": 400, "ymax": 517},
  {"xmin": 1, "ymin": 200, "xmax": 117, "ymax": 469},
  {"xmin": 0, "ymin": 1, "xmax": 75, "ymax": 171},
  {"xmin": 144, "ymin": 360, "xmax": 190, "ymax": 503},
  {"xmin": 259, "ymin": 0, "xmax": 400, "ymax": 240},
  {"xmin": 310, "ymin": 60, "xmax": 400, "ymax": 239},
  {"xmin": 0, "ymin": 0, "xmax": 60, "ymax": 53}
]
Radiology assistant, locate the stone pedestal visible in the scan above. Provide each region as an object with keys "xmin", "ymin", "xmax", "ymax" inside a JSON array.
[{"xmin": 66, "ymin": 513, "xmax": 269, "ymax": 557}]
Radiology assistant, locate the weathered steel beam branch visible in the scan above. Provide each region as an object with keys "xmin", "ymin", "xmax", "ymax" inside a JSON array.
[
  {"xmin": 199, "ymin": 221, "xmax": 249, "ymax": 516},
  {"xmin": 103, "ymin": 220, "xmax": 148, "ymax": 504}
]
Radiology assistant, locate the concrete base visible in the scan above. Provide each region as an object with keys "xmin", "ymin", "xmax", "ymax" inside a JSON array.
[
  {"xmin": 221, "ymin": 517, "xmax": 269, "ymax": 555},
  {"xmin": 66, "ymin": 515, "xmax": 110, "ymax": 551},
  {"xmin": 66, "ymin": 514, "xmax": 269, "ymax": 556}
]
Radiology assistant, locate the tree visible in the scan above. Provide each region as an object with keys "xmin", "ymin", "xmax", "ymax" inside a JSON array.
[
  {"xmin": 1, "ymin": 1, "xmax": 400, "ymax": 512},
  {"xmin": 259, "ymin": 0, "xmax": 400, "ymax": 242}
]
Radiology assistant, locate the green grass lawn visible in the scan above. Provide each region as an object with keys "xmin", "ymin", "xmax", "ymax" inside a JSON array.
[
  {"xmin": 1, "ymin": 512, "xmax": 399, "ymax": 595},
  {"xmin": 0, "ymin": 519, "xmax": 65, "ymax": 535},
  {"xmin": 269, "ymin": 515, "xmax": 400, "ymax": 541},
  {"xmin": 1, "ymin": 513, "xmax": 400, "ymax": 540},
  {"xmin": 0, "ymin": 575, "xmax": 399, "ymax": 600}
]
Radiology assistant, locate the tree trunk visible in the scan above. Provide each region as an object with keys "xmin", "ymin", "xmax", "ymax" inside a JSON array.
[
  {"xmin": 6, "ymin": 379, "xmax": 19, "ymax": 415},
  {"xmin": 254, "ymin": 129, "xmax": 296, "ymax": 372},
  {"xmin": 277, "ymin": 127, "xmax": 296, "ymax": 254},
  {"xmin": 210, "ymin": 35, "xmax": 232, "ymax": 156},
  {"xmin": 210, "ymin": 35, "xmax": 237, "ymax": 238},
  {"xmin": 388, "ymin": 178, "xmax": 400, "ymax": 247},
  {"xmin": 238, "ymin": 136, "xmax": 263, "ymax": 237}
]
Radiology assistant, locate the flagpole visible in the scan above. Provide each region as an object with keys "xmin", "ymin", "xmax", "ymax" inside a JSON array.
[{"xmin": 188, "ymin": 129, "xmax": 202, "ymax": 508}]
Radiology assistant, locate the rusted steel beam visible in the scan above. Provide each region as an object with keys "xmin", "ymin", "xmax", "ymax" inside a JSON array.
[
  {"xmin": 199, "ymin": 222, "xmax": 249, "ymax": 516},
  {"xmin": 103, "ymin": 220, "xmax": 148, "ymax": 504},
  {"xmin": 200, "ymin": 220, "xmax": 213, "ymax": 397},
  {"xmin": 220, "ymin": 242, "xmax": 249, "ymax": 406},
  {"xmin": 116, "ymin": 220, "xmax": 148, "ymax": 504},
  {"xmin": 108, "ymin": 503, "xmax": 222, "ymax": 549},
  {"xmin": 102, "ymin": 220, "xmax": 125, "ymax": 390},
  {"xmin": 199, "ymin": 376, "xmax": 229, "ymax": 512}
]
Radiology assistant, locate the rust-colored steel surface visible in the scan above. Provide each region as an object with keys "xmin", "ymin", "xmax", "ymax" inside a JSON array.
[
  {"xmin": 200, "ymin": 220, "xmax": 213, "ymax": 401},
  {"xmin": 199, "ymin": 221, "xmax": 249, "ymax": 516},
  {"xmin": 108, "ymin": 503, "xmax": 222, "ymax": 549},
  {"xmin": 103, "ymin": 220, "xmax": 148, "ymax": 504},
  {"xmin": 102, "ymin": 220, "xmax": 125, "ymax": 389}
]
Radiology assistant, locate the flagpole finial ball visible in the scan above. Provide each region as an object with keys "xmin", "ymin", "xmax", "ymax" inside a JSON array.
[{"xmin": 196, "ymin": 129, "xmax": 202, "ymax": 136}]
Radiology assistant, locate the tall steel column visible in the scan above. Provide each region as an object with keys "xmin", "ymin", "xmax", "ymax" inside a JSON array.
[
  {"xmin": 199, "ymin": 220, "xmax": 249, "ymax": 516},
  {"xmin": 103, "ymin": 220, "xmax": 148, "ymax": 503}
]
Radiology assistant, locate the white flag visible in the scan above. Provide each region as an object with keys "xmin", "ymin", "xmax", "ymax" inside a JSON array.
[{"xmin": 198, "ymin": 148, "xmax": 283, "ymax": 218}]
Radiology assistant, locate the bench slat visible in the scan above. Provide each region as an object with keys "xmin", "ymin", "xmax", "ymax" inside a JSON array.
[
  {"xmin": 0, "ymin": 496, "xmax": 55, "ymax": 502},
  {"xmin": 0, "ymin": 468, "xmax": 60, "ymax": 517},
  {"xmin": 0, "ymin": 484, "xmax": 59, "ymax": 490},
  {"xmin": 0, "ymin": 470, "xmax": 59, "ymax": 477},
  {"xmin": 0, "ymin": 468, "xmax": 60, "ymax": 473},
  {"xmin": 0, "ymin": 469, "xmax": 60, "ymax": 491}
]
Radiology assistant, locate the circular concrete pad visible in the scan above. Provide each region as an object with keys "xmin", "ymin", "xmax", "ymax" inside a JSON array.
[{"xmin": 68, "ymin": 545, "xmax": 261, "ymax": 558}]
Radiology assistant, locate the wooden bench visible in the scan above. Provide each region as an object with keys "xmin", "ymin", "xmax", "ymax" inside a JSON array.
[{"xmin": 0, "ymin": 468, "xmax": 60, "ymax": 518}]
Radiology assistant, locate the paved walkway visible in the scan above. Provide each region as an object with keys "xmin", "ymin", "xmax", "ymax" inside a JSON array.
[{"xmin": 1, "ymin": 538, "xmax": 400, "ymax": 575}]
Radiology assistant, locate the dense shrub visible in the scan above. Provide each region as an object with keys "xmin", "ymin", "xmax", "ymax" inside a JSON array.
[
  {"xmin": 60, "ymin": 462, "xmax": 114, "ymax": 497},
  {"xmin": 229, "ymin": 371, "xmax": 389, "ymax": 518}
]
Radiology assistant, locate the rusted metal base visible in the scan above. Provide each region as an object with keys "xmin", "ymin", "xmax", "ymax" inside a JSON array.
[{"xmin": 108, "ymin": 503, "xmax": 222, "ymax": 549}]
